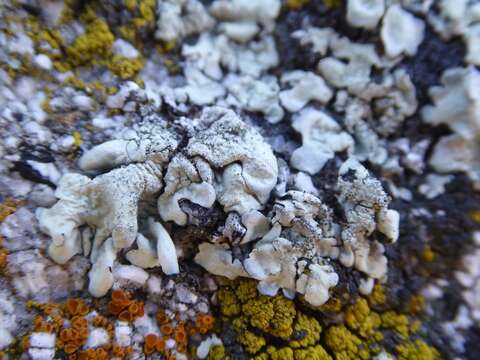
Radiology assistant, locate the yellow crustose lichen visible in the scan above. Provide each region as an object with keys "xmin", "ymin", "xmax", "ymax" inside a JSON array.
[{"xmin": 213, "ymin": 279, "xmax": 440, "ymax": 360}]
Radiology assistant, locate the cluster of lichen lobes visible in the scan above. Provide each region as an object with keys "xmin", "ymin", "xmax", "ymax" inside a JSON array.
[
  {"xmin": 216, "ymin": 279, "xmax": 332, "ymax": 359},
  {"xmin": 212, "ymin": 279, "xmax": 441, "ymax": 360}
]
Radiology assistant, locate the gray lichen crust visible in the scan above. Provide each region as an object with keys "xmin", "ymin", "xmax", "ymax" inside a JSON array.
[{"xmin": 37, "ymin": 105, "xmax": 398, "ymax": 305}]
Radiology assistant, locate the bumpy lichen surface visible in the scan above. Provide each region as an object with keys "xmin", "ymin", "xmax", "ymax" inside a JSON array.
[
  {"xmin": 1, "ymin": 289, "xmax": 216, "ymax": 359},
  {"xmin": 212, "ymin": 279, "xmax": 439, "ymax": 359},
  {"xmin": 2, "ymin": 0, "xmax": 480, "ymax": 359}
]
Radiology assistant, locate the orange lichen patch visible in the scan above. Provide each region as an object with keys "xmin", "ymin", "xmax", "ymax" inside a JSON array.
[
  {"xmin": 112, "ymin": 344, "xmax": 129, "ymax": 358},
  {"xmin": 34, "ymin": 315, "xmax": 44, "ymax": 329},
  {"xmin": 186, "ymin": 323, "xmax": 198, "ymax": 336},
  {"xmin": 155, "ymin": 337, "xmax": 166, "ymax": 352},
  {"xmin": 51, "ymin": 314, "xmax": 65, "ymax": 329},
  {"xmin": 111, "ymin": 345, "xmax": 122, "ymax": 357},
  {"xmin": 156, "ymin": 309, "xmax": 170, "ymax": 324},
  {"xmin": 77, "ymin": 348, "xmax": 109, "ymax": 360},
  {"xmin": 39, "ymin": 303, "xmax": 63, "ymax": 317},
  {"xmin": 58, "ymin": 317, "xmax": 89, "ymax": 355},
  {"xmin": 92, "ymin": 315, "xmax": 109, "ymax": 328},
  {"xmin": 144, "ymin": 333, "xmax": 157, "ymax": 354},
  {"xmin": 34, "ymin": 316, "xmax": 57, "ymax": 333},
  {"xmin": 108, "ymin": 290, "xmax": 144, "ymax": 322},
  {"xmin": 118, "ymin": 310, "xmax": 133, "ymax": 322},
  {"xmin": 0, "ymin": 198, "xmax": 18, "ymax": 222},
  {"xmin": 60, "ymin": 328, "xmax": 73, "ymax": 342},
  {"xmin": 66, "ymin": 298, "xmax": 90, "ymax": 317},
  {"xmin": 143, "ymin": 334, "xmax": 167, "ymax": 355},
  {"xmin": 107, "ymin": 302, "xmax": 124, "ymax": 315},
  {"xmin": 124, "ymin": 346, "xmax": 133, "ymax": 357},
  {"xmin": 112, "ymin": 289, "xmax": 131, "ymax": 303},
  {"xmin": 160, "ymin": 323, "xmax": 174, "ymax": 336},
  {"xmin": 64, "ymin": 343, "xmax": 79, "ymax": 354},
  {"xmin": 175, "ymin": 324, "xmax": 187, "ymax": 345},
  {"xmin": 0, "ymin": 240, "xmax": 7, "ymax": 271},
  {"xmin": 196, "ymin": 314, "xmax": 215, "ymax": 334}
]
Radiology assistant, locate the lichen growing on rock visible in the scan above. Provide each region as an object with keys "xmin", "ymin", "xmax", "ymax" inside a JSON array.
[
  {"xmin": 211, "ymin": 279, "xmax": 439, "ymax": 359},
  {"xmin": 37, "ymin": 102, "xmax": 398, "ymax": 305},
  {"xmin": 1, "ymin": 0, "xmax": 479, "ymax": 359}
]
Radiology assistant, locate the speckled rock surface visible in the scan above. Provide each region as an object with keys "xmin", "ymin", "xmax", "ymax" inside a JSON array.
[{"xmin": 0, "ymin": 0, "xmax": 479, "ymax": 359}]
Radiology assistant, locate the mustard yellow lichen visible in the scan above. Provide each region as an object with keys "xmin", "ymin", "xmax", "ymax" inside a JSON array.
[
  {"xmin": 217, "ymin": 287, "xmax": 241, "ymax": 317},
  {"xmin": 242, "ymin": 295, "xmax": 275, "ymax": 332},
  {"xmin": 396, "ymin": 340, "xmax": 441, "ymax": 360},
  {"xmin": 207, "ymin": 345, "xmax": 229, "ymax": 360},
  {"xmin": 324, "ymin": 0, "xmax": 343, "ymax": 9},
  {"xmin": 73, "ymin": 131, "xmax": 83, "ymax": 147},
  {"xmin": 267, "ymin": 346, "xmax": 294, "ymax": 360},
  {"xmin": 238, "ymin": 330, "xmax": 266, "ymax": 354},
  {"xmin": 319, "ymin": 297, "xmax": 343, "ymax": 313},
  {"xmin": 422, "ymin": 246, "xmax": 435, "ymax": 263},
  {"xmin": 234, "ymin": 278, "xmax": 258, "ymax": 303},
  {"xmin": 470, "ymin": 210, "xmax": 480, "ymax": 223},
  {"xmin": 381, "ymin": 311, "xmax": 410, "ymax": 338},
  {"xmin": 294, "ymin": 345, "xmax": 332, "ymax": 360},
  {"xmin": 368, "ymin": 284, "xmax": 386, "ymax": 306},
  {"xmin": 345, "ymin": 298, "xmax": 383, "ymax": 341},
  {"xmin": 408, "ymin": 295, "xmax": 425, "ymax": 316},
  {"xmin": 242, "ymin": 294, "xmax": 296, "ymax": 338},
  {"xmin": 108, "ymin": 55, "xmax": 144, "ymax": 80},
  {"xmin": 253, "ymin": 353, "xmax": 269, "ymax": 360},
  {"xmin": 324, "ymin": 325, "xmax": 370, "ymax": 360},
  {"xmin": 289, "ymin": 312, "xmax": 322, "ymax": 348},
  {"xmin": 214, "ymin": 278, "xmax": 439, "ymax": 360},
  {"xmin": 286, "ymin": 0, "xmax": 310, "ymax": 10},
  {"xmin": 66, "ymin": 19, "xmax": 114, "ymax": 67}
]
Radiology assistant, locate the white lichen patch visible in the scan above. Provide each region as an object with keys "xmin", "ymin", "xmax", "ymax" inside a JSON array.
[
  {"xmin": 290, "ymin": 108, "xmax": 354, "ymax": 174},
  {"xmin": 196, "ymin": 156, "xmax": 398, "ymax": 305},
  {"xmin": 381, "ymin": 4, "xmax": 425, "ymax": 57},
  {"xmin": 422, "ymin": 66, "xmax": 480, "ymax": 188},
  {"xmin": 155, "ymin": 0, "xmax": 214, "ymax": 42},
  {"xmin": 224, "ymin": 74, "xmax": 284, "ymax": 123},
  {"xmin": 346, "ymin": 0, "xmax": 385, "ymax": 30},
  {"xmin": 279, "ymin": 70, "xmax": 333, "ymax": 113},
  {"xmin": 38, "ymin": 107, "xmax": 278, "ymax": 297}
]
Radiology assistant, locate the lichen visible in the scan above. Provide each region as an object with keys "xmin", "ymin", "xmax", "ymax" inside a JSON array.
[
  {"xmin": 381, "ymin": 311, "xmax": 410, "ymax": 339},
  {"xmin": 285, "ymin": 0, "xmax": 310, "ymax": 10},
  {"xmin": 0, "ymin": 199, "xmax": 18, "ymax": 274},
  {"xmin": 212, "ymin": 279, "xmax": 439, "ymax": 360},
  {"xmin": 238, "ymin": 330, "xmax": 266, "ymax": 354},
  {"xmin": 368, "ymin": 284, "xmax": 386, "ymax": 306},
  {"xmin": 217, "ymin": 286, "xmax": 241, "ymax": 317},
  {"xmin": 294, "ymin": 345, "xmax": 332, "ymax": 360},
  {"xmin": 289, "ymin": 313, "xmax": 322, "ymax": 348},
  {"xmin": 207, "ymin": 345, "xmax": 228, "ymax": 360},
  {"xmin": 267, "ymin": 346, "xmax": 294, "ymax": 359},
  {"xmin": 242, "ymin": 294, "xmax": 296, "ymax": 339},
  {"xmin": 108, "ymin": 55, "xmax": 145, "ymax": 80},
  {"xmin": 65, "ymin": 19, "xmax": 114, "ymax": 67},
  {"xmin": 396, "ymin": 340, "xmax": 441, "ymax": 360},
  {"xmin": 345, "ymin": 298, "xmax": 383, "ymax": 341},
  {"xmin": 324, "ymin": 325, "xmax": 369, "ymax": 360}
]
